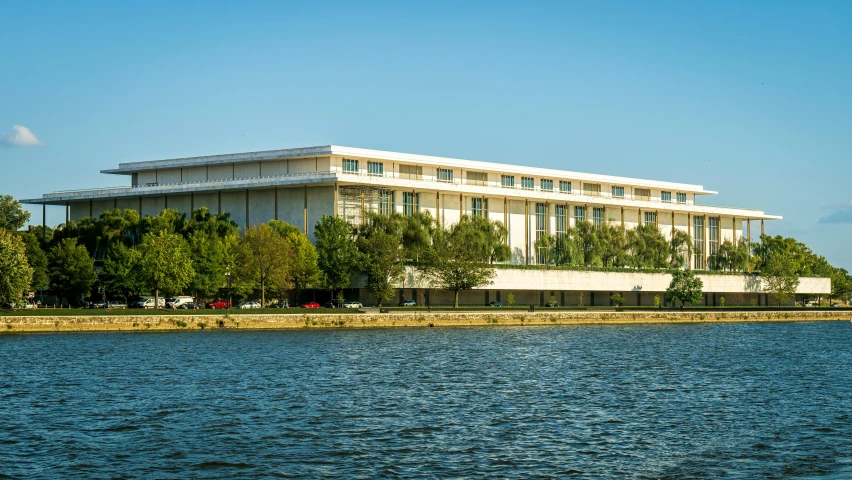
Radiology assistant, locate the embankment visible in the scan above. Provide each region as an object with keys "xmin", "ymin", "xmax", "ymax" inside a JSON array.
[{"xmin": 1, "ymin": 310, "xmax": 849, "ymax": 333}]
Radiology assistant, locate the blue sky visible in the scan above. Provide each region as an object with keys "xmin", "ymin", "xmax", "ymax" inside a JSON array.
[{"xmin": 2, "ymin": 0, "xmax": 850, "ymax": 268}]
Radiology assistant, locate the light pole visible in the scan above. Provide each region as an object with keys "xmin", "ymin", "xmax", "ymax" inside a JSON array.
[{"xmin": 225, "ymin": 270, "xmax": 231, "ymax": 309}]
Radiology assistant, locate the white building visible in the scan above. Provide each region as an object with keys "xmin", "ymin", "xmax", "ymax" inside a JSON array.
[{"xmin": 23, "ymin": 145, "xmax": 829, "ymax": 305}]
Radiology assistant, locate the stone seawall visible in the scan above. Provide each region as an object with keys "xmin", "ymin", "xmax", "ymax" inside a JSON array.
[{"xmin": 1, "ymin": 310, "xmax": 849, "ymax": 333}]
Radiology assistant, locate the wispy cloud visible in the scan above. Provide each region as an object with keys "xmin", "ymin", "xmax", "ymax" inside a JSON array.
[
  {"xmin": 1, "ymin": 125, "xmax": 42, "ymax": 147},
  {"xmin": 819, "ymin": 201, "xmax": 852, "ymax": 224}
]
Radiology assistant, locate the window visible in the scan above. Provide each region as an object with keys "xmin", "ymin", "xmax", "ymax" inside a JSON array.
[
  {"xmin": 399, "ymin": 164, "xmax": 423, "ymax": 180},
  {"xmin": 611, "ymin": 186, "xmax": 624, "ymax": 198},
  {"xmin": 501, "ymin": 175, "xmax": 515, "ymax": 188},
  {"xmin": 559, "ymin": 181, "xmax": 572, "ymax": 193},
  {"xmin": 693, "ymin": 216, "xmax": 705, "ymax": 269},
  {"xmin": 367, "ymin": 161, "xmax": 383, "ymax": 176},
  {"xmin": 555, "ymin": 204, "xmax": 567, "ymax": 237},
  {"xmin": 708, "ymin": 217, "xmax": 719, "ymax": 269},
  {"xmin": 466, "ymin": 171, "xmax": 487, "ymax": 186},
  {"xmin": 437, "ymin": 168, "xmax": 454, "ymax": 182},
  {"xmin": 379, "ymin": 190, "xmax": 394, "ymax": 215},
  {"xmin": 471, "ymin": 198, "xmax": 488, "ymax": 218},
  {"xmin": 403, "ymin": 192, "xmax": 419, "ymax": 216},
  {"xmin": 592, "ymin": 207, "xmax": 604, "ymax": 227},
  {"xmin": 574, "ymin": 206, "xmax": 586, "ymax": 223},
  {"xmin": 661, "ymin": 191, "xmax": 672, "ymax": 202},
  {"xmin": 635, "ymin": 188, "xmax": 650, "ymax": 201},
  {"xmin": 540, "ymin": 179, "xmax": 553, "ymax": 191},
  {"xmin": 584, "ymin": 183, "xmax": 601, "ymax": 196},
  {"xmin": 521, "ymin": 177, "xmax": 534, "ymax": 190},
  {"xmin": 677, "ymin": 192, "xmax": 688, "ymax": 204},
  {"xmin": 343, "ymin": 158, "xmax": 359, "ymax": 173},
  {"xmin": 535, "ymin": 203, "xmax": 547, "ymax": 264},
  {"xmin": 643, "ymin": 211, "xmax": 657, "ymax": 226}
]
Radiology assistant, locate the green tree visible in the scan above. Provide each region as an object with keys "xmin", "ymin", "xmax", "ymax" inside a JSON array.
[
  {"xmin": 356, "ymin": 213, "xmax": 405, "ymax": 308},
  {"xmin": 269, "ymin": 220, "xmax": 320, "ymax": 301},
  {"xmin": 714, "ymin": 238, "xmax": 748, "ymax": 272},
  {"xmin": 137, "ymin": 231, "xmax": 195, "ymax": 308},
  {"xmin": 185, "ymin": 229, "xmax": 227, "ymax": 300},
  {"xmin": 626, "ymin": 224, "xmax": 669, "ymax": 269},
  {"xmin": 669, "ymin": 230, "xmax": 693, "ymax": 268},
  {"xmin": 401, "ymin": 212, "xmax": 436, "ymax": 264},
  {"xmin": 575, "ymin": 221, "xmax": 603, "ymax": 266},
  {"xmin": 666, "ymin": 269, "xmax": 703, "ymax": 306},
  {"xmin": 233, "ymin": 224, "xmax": 292, "ymax": 306},
  {"xmin": 19, "ymin": 231, "xmax": 49, "ymax": 293},
  {"xmin": 48, "ymin": 238, "xmax": 97, "ymax": 305},
  {"xmin": 610, "ymin": 292, "xmax": 625, "ymax": 307},
  {"xmin": 422, "ymin": 215, "xmax": 499, "ymax": 308},
  {"xmin": 760, "ymin": 248, "xmax": 800, "ymax": 305},
  {"xmin": 0, "ymin": 195, "xmax": 31, "ymax": 232},
  {"xmin": 600, "ymin": 223, "xmax": 627, "ymax": 267},
  {"xmin": 0, "ymin": 229, "xmax": 32, "ymax": 307},
  {"xmin": 314, "ymin": 215, "xmax": 358, "ymax": 298},
  {"xmin": 101, "ymin": 242, "xmax": 143, "ymax": 304}
]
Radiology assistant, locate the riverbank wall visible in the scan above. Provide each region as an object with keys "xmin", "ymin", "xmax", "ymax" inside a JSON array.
[{"xmin": 1, "ymin": 310, "xmax": 849, "ymax": 333}]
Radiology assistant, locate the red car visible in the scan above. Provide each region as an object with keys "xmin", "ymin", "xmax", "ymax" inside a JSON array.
[
  {"xmin": 206, "ymin": 300, "xmax": 231, "ymax": 309},
  {"xmin": 301, "ymin": 302, "xmax": 320, "ymax": 309}
]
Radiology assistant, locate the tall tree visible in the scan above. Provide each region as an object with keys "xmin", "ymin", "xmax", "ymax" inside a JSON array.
[
  {"xmin": 600, "ymin": 223, "xmax": 627, "ymax": 267},
  {"xmin": 356, "ymin": 213, "xmax": 405, "ymax": 308},
  {"xmin": 0, "ymin": 229, "xmax": 32, "ymax": 307},
  {"xmin": 401, "ymin": 212, "xmax": 436, "ymax": 264},
  {"xmin": 233, "ymin": 224, "xmax": 292, "ymax": 306},
  {"xmin": 269, "ymin": 220, "xmax": 320, "ymax": 301},
  {"xmin": 0, "ymin": 195, "xmax": 30, "ymax": 232},
  {"xmin": 625, "ymin": 224, "xmax": 669, "ymax": 269},
  {"xmin": 575, "ymin": 221, "xmax": 603, "ymax": 266},
  {"xmin": 760, "ymin": 248, "xmax": 800, "ymax": 305},
  {"xmin": 422, "ymin": 215, "xmax": 497, "ymax": 307},
  {"xmin": 137, "ymin": 231, "xmax": 195, "ymax": 308},
  {"xmin": 185, "ymin": 229, "xmax": 227, "ymax": 300},
  {"xmin": 665, "ymin": 269, "xmax": 704, "ymax": 307},
  {"xmin": 101, "ymin": 242, "xmax": 143, "ymax": 304},
  {"xmin": 669, "ymin": 230, "xmax": 693, "ymax": 268},
  {"xmin": 48, "ymin": 238, "xmax": 97, "ymax": 305},
  {"xmin": 19, "ymin": 231, "xmax": 49, "ymax": 293},
  {"xmin": 314, "ymin": 215, "xmax": 358, "ymax": 298}
]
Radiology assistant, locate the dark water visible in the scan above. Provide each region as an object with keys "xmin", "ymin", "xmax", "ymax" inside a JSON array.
[{"xmin": 2, "ymin": 322, "xmax": 851, "ymax": 479}]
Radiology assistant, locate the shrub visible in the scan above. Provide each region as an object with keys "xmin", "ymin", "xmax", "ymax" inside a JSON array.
[{"xmin": 507, "ymin": 292, "xmax": 515, "ymax": 306}]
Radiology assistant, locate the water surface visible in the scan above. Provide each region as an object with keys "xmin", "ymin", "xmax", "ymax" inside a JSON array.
[{"xmin": 2, "ymin": 322, "xmax": 851, "ymax": 478}]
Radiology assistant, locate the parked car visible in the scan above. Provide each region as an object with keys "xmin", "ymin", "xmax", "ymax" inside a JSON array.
[
  {"xmin": 831, "ymin": 302, "xmax": 843, "ymax": 308},
  {"xmin": 206, "ymin": 300, "xmax": 231, "ymax": 309},
  {"xmin": 488, "ymin": 301, "xmax": 502, "ymax": 307},
  {"xmin": 165, "ymin": 296, "xmax": 194, "ymax": 309},
  {"xmin": 398, "ymin": 300, "xmax": 417, "ymax": 307},
  {"xmin": 343, "ymin": 300, "xmax": 363, "ymax": 309},
  {"xmin": 270, "ymin": 301, "xmax": 290, "ymax": 308},
  {"xmin": 545, "ymin": 301, "xmax": 560, "ymax": 307},
  {"xmin": 132, "ymin": 298, "xmax": 165, "ymax": 309},
  {"xmin": 301, "ymin": 302, "xmax": 320, "ymax": 309},
  {"xmin": 804, "ymin": 301, "xmax": 817, "ymax": 307},
  {"xmin": 237, "ymin": 301, "xmax": 262, "ymax": 309},
  {"xmin": 324, "ymin": 299, "xmax": 344, "ymax": 308},
  {"xmin": 178, "ymin": 302, "xmax": 203, "ymax": 310}
]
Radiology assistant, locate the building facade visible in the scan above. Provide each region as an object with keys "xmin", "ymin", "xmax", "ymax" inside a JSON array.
[{"xmin": 23, "ymin": 145, "xmax": 829, "ymax": 304}]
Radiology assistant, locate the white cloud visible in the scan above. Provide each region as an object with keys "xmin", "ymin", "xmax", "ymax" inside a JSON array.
[{"xmin": 1, "ymin": 125, "xmax": 42, "ymax": 147}]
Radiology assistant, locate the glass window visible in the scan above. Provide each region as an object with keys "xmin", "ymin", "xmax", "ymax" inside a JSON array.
[
  {"xmin": 379, "ymin": 190, "xmax": 394, "ymax": 215},
  {"xmin": 501, "ymin": 175, "xmax": 515, "ymax": 187},
  {"xmin": 555, "ymin": 204, "xmax": 566, "ymax": 236},
  {"xmin": 592, "ymin": 207, "xmax": 604, "ymax": 227},
  {"xmin": 693, "ymin": 216, "xmax": 705, "ymax": 269},
  {"xmin": 521, "ymin": 177, "xmax": 534, "ymax": 190},
  {"xmin": 343, "ymin": 158, "xmax": 359, "ymax": 173},
  {"xmin": 611, "ymin": 186, "xmax": 624, "ymax": 198},
  {"xmin": 708, "ymin": 217, "xmax": 719, "ymax": 269},
  {"xmin": 677, "ymin": 192, "xmax": 688, "ymax": 204},
  {"xmin": 643, "ymin": 211, "xmax": 657, "ymax": 226},
  {"xmin": 399, "ymin": 164, "xmax": 423, "ymax": 180},
  {"xmin": 661, "ymin": 191, "xmax": 672, "ymax": 202},
  {"xmin": 437, "ymin": 168, "xmax": 454, "ymax": 182},
  {"xmin": 471, "ymin": 198, "xmax": 484, "ymax": 217},
  {"xmin": 540, "ymin": 179, "xmax": 553, "ymax": 191},
  {"xmin": 535, "ymin": 203, "xmax": 547, "ymax": 264},
  {"xmin": 634, "ymin": 188, "xmax": 650, "ymax": 200},
  {"xmin": 584, "ymin": 183, "xmax": 601, "ymax": 196},
  {"xmin": 574, "ymin": 206, "xmax": 585, "ymax": 223},
  {"xmin": 367, "ymin": 161, "xmax": 383, "ymax": 176},
  {"xmin": 559, "ymin": 181, "xmax": 571, "ymax": 193},
  {"xmin": 403, "ymin": 192, "xmax": 419, "ymax": 216}
]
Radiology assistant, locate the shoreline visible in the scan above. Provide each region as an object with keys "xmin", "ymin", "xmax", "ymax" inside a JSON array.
[{"xmin": 2, "ymin": 310, "xmax": 849, "ymax": 334}]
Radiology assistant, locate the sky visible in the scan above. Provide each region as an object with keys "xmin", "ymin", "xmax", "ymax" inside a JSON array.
[{"xmin": 1, "ymin": 0, "xmax": 850, "ymax": 268}]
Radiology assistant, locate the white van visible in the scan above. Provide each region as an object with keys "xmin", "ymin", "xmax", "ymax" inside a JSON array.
[
  {"xmin": 165, "ymin": 296, "xmax": 194, "ymax": 309},
  {"xmin": 133, "ymin": 298, "xmax": 165, "ymax": 309}
]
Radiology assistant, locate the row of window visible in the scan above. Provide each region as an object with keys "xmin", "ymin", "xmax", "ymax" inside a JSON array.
[{"xmin": 344, "ymin": 159, "xmax": 692, "ymax": 203}]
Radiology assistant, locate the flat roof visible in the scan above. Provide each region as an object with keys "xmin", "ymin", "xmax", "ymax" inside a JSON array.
[{"xmin": 101, "ymin": 145, "xmax": 717, "ymax": 195}]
